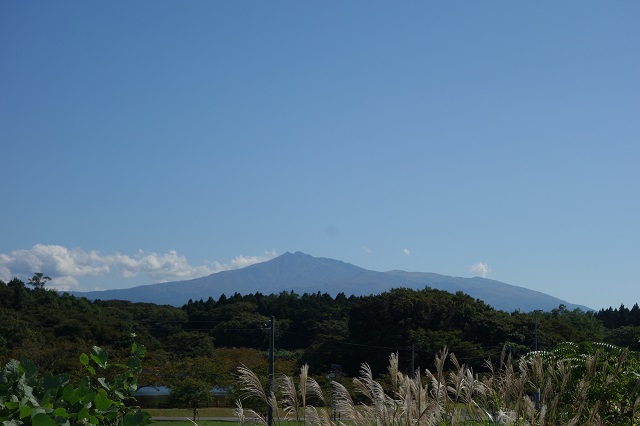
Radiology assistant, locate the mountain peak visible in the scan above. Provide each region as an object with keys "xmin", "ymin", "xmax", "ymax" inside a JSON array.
[
  {"xmin": 279, "ymin": 251, "xmax": 311, "ymax": 258},
  {"xmin": 70, "ymin": 252, "xmax": 592, "ymax": 312}
]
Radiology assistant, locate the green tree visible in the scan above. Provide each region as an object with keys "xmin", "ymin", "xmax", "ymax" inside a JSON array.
[
  {"xmin": 165, "ymin": 356, "xmax": 219, "ymax": 410},
  {"xmin": 27, "ymin": 273, "xmax": 51, "ymax": 289},
  {"xmin": 165, "ymin": 331, "xmax": 214, "ymax": 357}
]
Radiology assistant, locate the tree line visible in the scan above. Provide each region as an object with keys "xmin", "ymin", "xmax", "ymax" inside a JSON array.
[{"xmin": 1, "ymin": 276, "xmax": 639, "ymax": 406}]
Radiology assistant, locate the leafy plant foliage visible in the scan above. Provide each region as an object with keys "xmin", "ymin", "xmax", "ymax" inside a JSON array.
[{"xmin": 0, "ymin": 343, "xmax": 150, "ymax": 426}]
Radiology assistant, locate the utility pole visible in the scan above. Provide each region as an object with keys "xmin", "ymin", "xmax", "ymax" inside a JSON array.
[
  {"xmin": 534, "ymin": 310, "xmax": 541, "ymax": 351},
  {"xmin": 267, "ymin": 316, "xmax": 275, "ymax": 426},
  {"xmin": 533, "ymin": 310, "xmax": 541, "ymax": 409},
  {"xmin": 410, "ymin": 343, "xmax": 415, "ymax": 379}
]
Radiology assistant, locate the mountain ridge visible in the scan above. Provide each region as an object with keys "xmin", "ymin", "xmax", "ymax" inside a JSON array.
[{"xmin": 70, "ymin": 251, "xmax": 592, "ymax": 312}]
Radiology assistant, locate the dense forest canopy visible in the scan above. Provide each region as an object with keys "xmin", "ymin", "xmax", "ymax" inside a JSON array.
[{"xmin": 1, "ymin": 277, "xmax": 639, "ymax": 395}]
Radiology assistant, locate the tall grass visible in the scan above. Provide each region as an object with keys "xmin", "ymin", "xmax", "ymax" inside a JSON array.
[{"xmin": 235, "ymin": 344, "xmax": 640, "ymax": 426}]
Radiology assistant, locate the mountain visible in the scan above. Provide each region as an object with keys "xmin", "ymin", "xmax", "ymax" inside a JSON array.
[{"xmin": 70, "ymin": 251, "xmax": 592, "ymax": 312}]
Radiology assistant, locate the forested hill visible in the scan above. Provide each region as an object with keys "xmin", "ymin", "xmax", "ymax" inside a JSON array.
[
  {"xmin": 70, "ymin": 251, "xmax": 591, "ymax": 312},
  {"xmin": 2, "ymin": 277, "xmax": 639, "ymax": 385}
]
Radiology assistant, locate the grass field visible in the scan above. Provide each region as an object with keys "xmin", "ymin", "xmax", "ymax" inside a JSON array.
[
  {"xmin": 146, "ymin": 407, "xmax": 237, "ymax": 418},
  {"xmin": 153, "ymin": 422, "xmax": 238, "ymax": 426},
  {"xmin": 148, "ymin": 407, "xmax": 311, "ymax": 425}
]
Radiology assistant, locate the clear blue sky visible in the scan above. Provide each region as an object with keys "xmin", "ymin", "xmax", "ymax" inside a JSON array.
[{"xmin": 1, "ymin": 1, "xmax": 638, "ymax": 311}]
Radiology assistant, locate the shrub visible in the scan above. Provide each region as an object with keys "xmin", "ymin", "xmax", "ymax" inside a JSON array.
[{"xmin": 0, "ymin": 342, "xmax": 151, "ymax": 426}]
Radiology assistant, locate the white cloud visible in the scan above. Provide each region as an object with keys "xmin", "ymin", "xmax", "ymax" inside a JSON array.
[
  {"xmin": 403, "ymin": 248, "xmax": 411, "ymax": 256},
  {"xmin": 31, "ymin": 244, "xmax": 109, "ymax": 276},
  {"xmin": 210, "ymin": 250, "xmax": 278, "ymax": 272},
  {"xmin": 0, "ymin": 266, "xmax": 11, "ymax": 283},
  {"xmin": 50, "ymin": 275, "xmax": 81, "ymax": 292},
  {"xmin": 470, "ymin": 261, "xmax": 492, "ymax": 278},
  {"xmin": 363, "ymin": 246, "xmax": 372, "ymax": 254},
  {"xmin": 105, "ymin": 250, "xmax": 214, "ymax": 282},
  {"xmin": 0, "ymin": 244, "xmax": 277, "ymax": 290},
  {"xmin": 0, "ymin": 244, "xmax": 109, "ymax": 282}
]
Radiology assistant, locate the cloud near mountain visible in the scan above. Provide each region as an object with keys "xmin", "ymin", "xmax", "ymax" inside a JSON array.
[
  {"xmin": 0, "ymin": 244, "xmax": 277, "ymax": 290},
  {"xmin": 470, "ymin": 261, "xmax": 491, "ymax": 278}
]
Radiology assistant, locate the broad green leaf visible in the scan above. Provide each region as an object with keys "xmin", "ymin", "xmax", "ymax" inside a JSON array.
[
  {"xmin": 53, "ymin": 407, "xmax": 69, "ymax": 418},
  {"xmin": 103, "ymin": 408, "xmax": 118, "ymax": 420},
  {"xmin": 79, "ymin": 353, "xmax": 89, "ymax": 367},
  {"xmin": 39, "ymin": 391, "xmax": 52, "ymax": 408},
  {"xmin": 89, "ymin": 347, "xmax": 108, "ymax": 369},
  {"xmin": 62, "ymin": 384, "xmax": 80, "ymax": 405},
  {"xmin": 18, "ymin": 360, "xmax": 37, "ymax": 378},
  {"xmin": 132, "ymin": 344, "xmax": 146, "ymax": 358},
  {"xmin": 31, "ymin": 413, "xmax": 55, "ymax": 426},
  {"xmin": 94, "ymin": 389, "xmax": 112, "ymax": 411},
  {"xmin": 128, "ymin": 379, "xmax": 138, "ymax": 394},
  {"xmin": 127, "ymin": 357, "xmax": 142, "ymax": 373},
  {"xmin": 97, "ymin": 378, "xmax": 109, "ymax": 391},
  {"xmin": 43, "ymin": 374, "xmax": 68, "ymax": 393},
  {"xmin": 4, "ymin": 401, "xmax": 19, "ymax": 410},
  {"xmin": 31, "ymin": 408, "xmax": 47, "ymax": 417},
  {"xmin": 75, "ymin": 406, "xmax": 91, "ymax": 423},
  {"xmin": 19, "ymin": 404, "xmax": 32, "ymax": 419},
  {"xmin": 76, "ymin": 377, "xmax": 90, "ymax": 395},
  {"xmin": 79, "ymin": 391, "xmax": 95, "ymax": 404}
]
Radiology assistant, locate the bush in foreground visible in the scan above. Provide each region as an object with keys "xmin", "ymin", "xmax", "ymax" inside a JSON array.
[{"xmin": 0, "ymin": 343, "xmax": 150, "ymax": 426}]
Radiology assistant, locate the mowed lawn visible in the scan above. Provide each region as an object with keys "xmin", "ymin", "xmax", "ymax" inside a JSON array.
[
  {"xmin": 148, "ymin": 408, "xmax": 313, "ymax": 425},
  {"xmin": 153, "ymin": 422, "xmax": 309, "ymax": 426},
  {"xmin": 147, "ymin": 407, "xmax": 237, "ymax": 418},
  {"xmin": 153, "ymin": 422, "xmax": 237, "ymax": 426},
  {"xmin": 149, "ymin": 408, "xmax": 241, "ymax": 426}
]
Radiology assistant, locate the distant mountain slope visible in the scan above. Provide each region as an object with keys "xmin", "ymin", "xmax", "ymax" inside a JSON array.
[
  {"xmin": 71, "ymin": 251, "xmax": 591, "ymax": 312},
  {"xmin": 382, "ymin": 270, "xmax": 584, "ymax": 312}
]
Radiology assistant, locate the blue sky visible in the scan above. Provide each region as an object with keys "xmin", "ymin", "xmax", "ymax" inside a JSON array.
[{"xmin": 1, "ymin": 1, "xmax": 638, "ymax": 311}]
